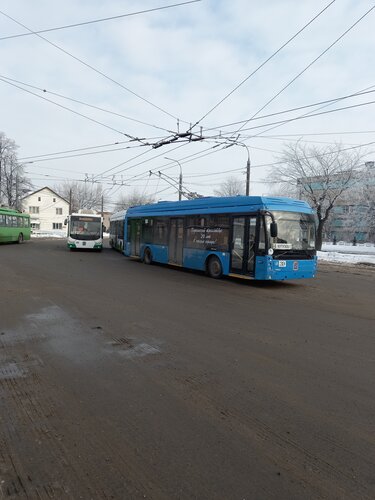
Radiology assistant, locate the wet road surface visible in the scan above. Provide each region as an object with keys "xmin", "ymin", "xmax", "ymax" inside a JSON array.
[{"xmin": 1, "ymin": 239, "xmax": 375, "ymax": 499}]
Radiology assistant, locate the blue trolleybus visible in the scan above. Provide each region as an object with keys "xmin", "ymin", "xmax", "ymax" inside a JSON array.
[{"xmin": 112, "ymin": 196, "xmax": 317, "ymax": 281}]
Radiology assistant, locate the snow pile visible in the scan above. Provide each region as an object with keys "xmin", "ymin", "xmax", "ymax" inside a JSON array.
[
  {"xmin": 31, "ymin": 230, "xmax": 66, "ymax": 239},
  {"xmin": 318, "ymin": 242, "xmax": 375, "ymax": 265}
]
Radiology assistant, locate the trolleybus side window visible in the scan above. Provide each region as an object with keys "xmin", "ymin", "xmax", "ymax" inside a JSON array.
[{"xmin": 153, "ymin": 217, "xmax": 168, "ymax": 245}]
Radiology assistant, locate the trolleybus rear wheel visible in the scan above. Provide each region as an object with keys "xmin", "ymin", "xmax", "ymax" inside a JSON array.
[
  {"xmin": 144, "ymin": 247, "xmax": 153, "ymax": 265},
  {"xmin": 17, "ymin": 233, "xmax": 24, "ymax": 244},
  {"xmin": 207, "ymin": 255, "xmax": 222, "ymax": 279}
]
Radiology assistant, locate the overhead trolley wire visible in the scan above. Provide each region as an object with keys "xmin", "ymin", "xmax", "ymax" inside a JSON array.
[
  {"xmin": 0, "ymin": 10, "xmax": 182, "ymax": 122},
  {"xmin": 0, "ymin": 75, "xmax": 176, "ymax": 134},
  {"xmin": 0, "ymin": 76, "xmax": 148, "ymax": 141},
  {"xmin": 0, "ymin": 1, "xmax": 202, "ymax": 41},
  {"xmin": 202, "ymin": 87, "xmax": 375, "ymax": 133},
  {"xmin": 232, "ymin": 5, "xmax": 375, "ymax": 137},
  {"xmin": 188, "ymin": 0, "xmax": 337, "ymax": 131}
]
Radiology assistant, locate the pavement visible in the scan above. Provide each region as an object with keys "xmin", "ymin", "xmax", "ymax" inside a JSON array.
[{"xmin": 1, "ymin": 239, "xmax": 375, "ymax": 499}]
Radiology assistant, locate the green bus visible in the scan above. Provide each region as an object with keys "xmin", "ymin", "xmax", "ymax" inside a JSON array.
[{"xmin": 0, "ymin": 207, "xmax": 31, "ymax": 244}]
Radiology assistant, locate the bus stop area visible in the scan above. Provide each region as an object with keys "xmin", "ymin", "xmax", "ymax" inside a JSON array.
[{"xmin": 1, "ymin": 239, "xmax": 375, "ymax": 499}]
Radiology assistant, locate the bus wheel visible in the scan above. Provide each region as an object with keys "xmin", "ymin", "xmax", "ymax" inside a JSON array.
[
  {"xmin": 144, "ymin": 248, "xmax": 153, "ymax": 265},
  {"xmin": 17, "ymin": 233, "xmax": 24, "ymax": 244},
  {"xmin": 207, "ymin": 256, "xmax": 223, "ymax": 279}
]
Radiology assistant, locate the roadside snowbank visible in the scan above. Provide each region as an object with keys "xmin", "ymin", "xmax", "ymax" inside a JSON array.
[{"xmin": 318, "ymin": 242, "xmax": 375, "ymax": 265}]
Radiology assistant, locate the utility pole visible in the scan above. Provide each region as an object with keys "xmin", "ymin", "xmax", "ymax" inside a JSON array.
[
  {"xmin": 101, "ymin": 195, "xmax": 104, "ymax": 217},
  {"xmin": 69, "ymin": 188, "xmax": 72, "ymax": 214},
  {"xmin": 246, "ymin": 156, "xmax": 250, "ymax": 196},
  {"xmin": 164, "ymin": 157, "xmax": 183, "ymax": 201}
]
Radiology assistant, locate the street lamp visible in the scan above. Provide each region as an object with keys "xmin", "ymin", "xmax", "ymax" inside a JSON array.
[
  {"xmin": 236, "ymin": 142, "xmax": 251, "ymax": 196},
  {"xmin": 224, "ymin": 140, "xmax": 251, "ymax": 195},
  {"xmin": 164, "ymin": 157, "xmax": 183, "ymax": 201}
]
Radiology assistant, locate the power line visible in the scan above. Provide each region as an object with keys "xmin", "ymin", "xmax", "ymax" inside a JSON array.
[
  {"xmin": 0, "ymin": 10, "xmax": 181, "ymax": 122},
  {"xmin": 188, "ymin": 0, "xmax": 337, "ymax": 131},
  {"xmin": 0, "ymin": 75, "xmax": 175, "ymax": 134},
  {"xmin": 202, "ymin": 87, "xmax": 375, "ymax": 132},
  {"xmin": 233, "ymin": 5, "xmax": 375, "ymax": 136},
  {"xmin": 0, "ymin": 76, "xmax": 148, "ymax": 141},
  {"xmin": 0, "ymin": 1, "xmax": 202, "ymax": 41},
  {"xmin": 18, "ymin": 137, "xmax": 164, "ymax": 161},
  {"xmin": 217, "ymin": 98, "xmax": 375, "ymax": 136}
]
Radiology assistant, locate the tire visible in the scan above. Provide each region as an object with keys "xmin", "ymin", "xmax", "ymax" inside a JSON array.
[
  {"xmin": 17, "ymin": 233, "xmax": 24, "ymax": 244},
  {"xmin": 207, "ymin": 255, "xmax": 223, "ymax": 279},
  {"xmin": 143, "ymin": 247, "xmax": 152, "ymax": 265}
]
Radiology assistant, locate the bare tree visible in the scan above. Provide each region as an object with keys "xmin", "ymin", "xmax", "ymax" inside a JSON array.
[
  {"xmin": 115, "ymin": 189, "xmax": 155, "ymax": 210},
  {"xmin": 0, "ymin": 132, "xmax": 32, "ymax": 210},
  {"xmin": 268, "ymin": 142, "xmax": 363, "ymax": 250},
  {"xmin": 214, "ymin": 176, "xmax": 245, "ymax": 197},
  {"xmin": 54, "ymin": 181, "xmax": 104, "ymax": 213}
]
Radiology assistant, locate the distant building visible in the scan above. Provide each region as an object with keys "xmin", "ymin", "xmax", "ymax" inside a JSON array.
[
  {"xmin": 102, "ymin": 211, "xmax": 112, "ymax": 232},
  {"xmin": 22, "ymin": 187, "xmax": 69, "ymax": 231},
  {"xmin": 298, "ymin": 163, "xmax": 375, "ymax": 242}
]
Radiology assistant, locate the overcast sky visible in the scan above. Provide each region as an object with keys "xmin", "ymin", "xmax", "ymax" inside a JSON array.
[{"xmin": 1, "ymin": 0, "xmax": 374, "ymax": 208}]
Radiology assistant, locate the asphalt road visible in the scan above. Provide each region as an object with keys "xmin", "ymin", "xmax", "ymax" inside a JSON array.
[{"xmin": 1, "ymin": 239, "xmax": 375, "ymax": 499}]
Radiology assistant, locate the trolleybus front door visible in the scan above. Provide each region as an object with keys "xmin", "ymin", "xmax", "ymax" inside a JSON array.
[
  {"xmin": 130, "ymin": 219, "xmax": 141, "ymax": 256},
  {"xmin": 230, "ymin": 216, "xmax": 257, "ymax": 275},
  {"xmin": 169, "ymin": 218, "xmax": 184, "ymax": 265}
]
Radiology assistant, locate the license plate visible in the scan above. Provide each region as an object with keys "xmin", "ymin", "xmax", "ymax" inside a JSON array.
[
  {"xmin": 278, "ymin": 260, "xmax": 286, "ymax": 267},
  {"xmin": 293, "ymin": 261, "xmax": 299, "ymax": 271}
]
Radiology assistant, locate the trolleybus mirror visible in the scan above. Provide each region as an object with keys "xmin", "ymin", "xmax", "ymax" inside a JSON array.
[{"xmin": 270, "ymin": 222, "xmax": 278, "ymax": 238}]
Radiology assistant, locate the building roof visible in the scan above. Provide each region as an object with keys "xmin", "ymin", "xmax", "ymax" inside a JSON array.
[{"xmin": 22, "ymin": 186, "xmax": 69, "ymax": 204}]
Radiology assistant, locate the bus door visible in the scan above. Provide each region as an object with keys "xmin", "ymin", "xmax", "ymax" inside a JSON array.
[
  {"xmin": 169, "ymin": 218, "xmax": 184, "ymax": 265},
  {"xmin": 130, "ymin": 219, "xmax": 141, "ymax": 256},
  {"xmin": 230, "ymin": 216, "xmax": 257, "ymax": 275}
]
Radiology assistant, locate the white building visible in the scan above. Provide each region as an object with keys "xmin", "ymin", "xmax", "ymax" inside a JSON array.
[{"xmin": 22, "ymin": 187, "xmax": 69, "ymax": 231}]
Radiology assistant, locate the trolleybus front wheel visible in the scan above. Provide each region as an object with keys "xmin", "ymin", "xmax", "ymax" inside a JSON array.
[
  {"xmin": 143, "ymin": 247, "xmax": 153, "ymax": 265},
  {"xmin": 207, "ymin": 255, "xmax": 223, "ymax": 279},
  {"xmin": 17, "ymin": 233, "xmax": 24, "ymax": 244}
]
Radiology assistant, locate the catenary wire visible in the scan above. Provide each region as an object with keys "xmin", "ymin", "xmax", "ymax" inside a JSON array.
[
  {"xmin": 0, "ymin": 10, "xmax": 183, "ymax": 122},
  {"xmin": 232, "ymin": 5, "xmax": 375, "ymax": 137},
  {"xmin": 0, "ymin": 75, "xmax": 176, "ymax": 134},
  {"xmin": 0, "ymin": 1, "xmax": 202, "ymax": 41},
  {"xmin": 0, "ymin": 76, "xmax": 148, "ymax": 141},
  {"xmin": 188, "ymin": 0, "xmax": 337, "ymax": 131}
]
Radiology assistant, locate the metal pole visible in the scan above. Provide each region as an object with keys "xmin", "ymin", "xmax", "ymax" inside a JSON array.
[
  {"xmin": 164, "ymin": 157, "xmax": 183, "ymax": 200},
  {"xmin": 246, "ymin": 157, "xmax": 250, "ymax": 196}
]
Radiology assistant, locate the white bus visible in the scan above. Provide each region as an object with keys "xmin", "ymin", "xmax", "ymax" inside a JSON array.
[{"xmin": 66, "ymin": 212, "xmax": 103, "ymax": 250}]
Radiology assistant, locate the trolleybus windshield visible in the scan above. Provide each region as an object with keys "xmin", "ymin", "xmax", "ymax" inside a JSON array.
[
  {"xmin": 69, "ymin": 216, "xmax": 101, "ymax": 240},
  {"xmin": 268, "ymin": 212, "xmax": 315, "ymax": 251}
]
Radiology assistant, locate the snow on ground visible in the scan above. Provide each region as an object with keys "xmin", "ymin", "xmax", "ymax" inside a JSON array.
[
  {"xmin": 319, "ymin": 242, "xmax": 375, "ymax": 266},
  {"xmin": 31, "ymin": 230, "xmax": 66, "ymax": 239}
]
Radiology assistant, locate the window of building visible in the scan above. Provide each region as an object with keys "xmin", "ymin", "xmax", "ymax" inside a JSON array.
[
  {"xmin": 52, "ymin": 223, "xmax": 62, "ymax": 230},
  {"xmin": 56, "ymin": 208, "xmax": 63, "ymax": 215},
  {"xmin": 53, "ymin": 198, "xmax": 56, "ymax": 202},
  {"xmin": 31, "ymin": 223, "xmax": 40, "ymax": 230},
  {"xmin": 38, "ymin": 196, "xmax": 41, "ymax": 201},
  {"xmin": 29, "ymin": 206, "xmax": 39, "ymax": 214}
]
